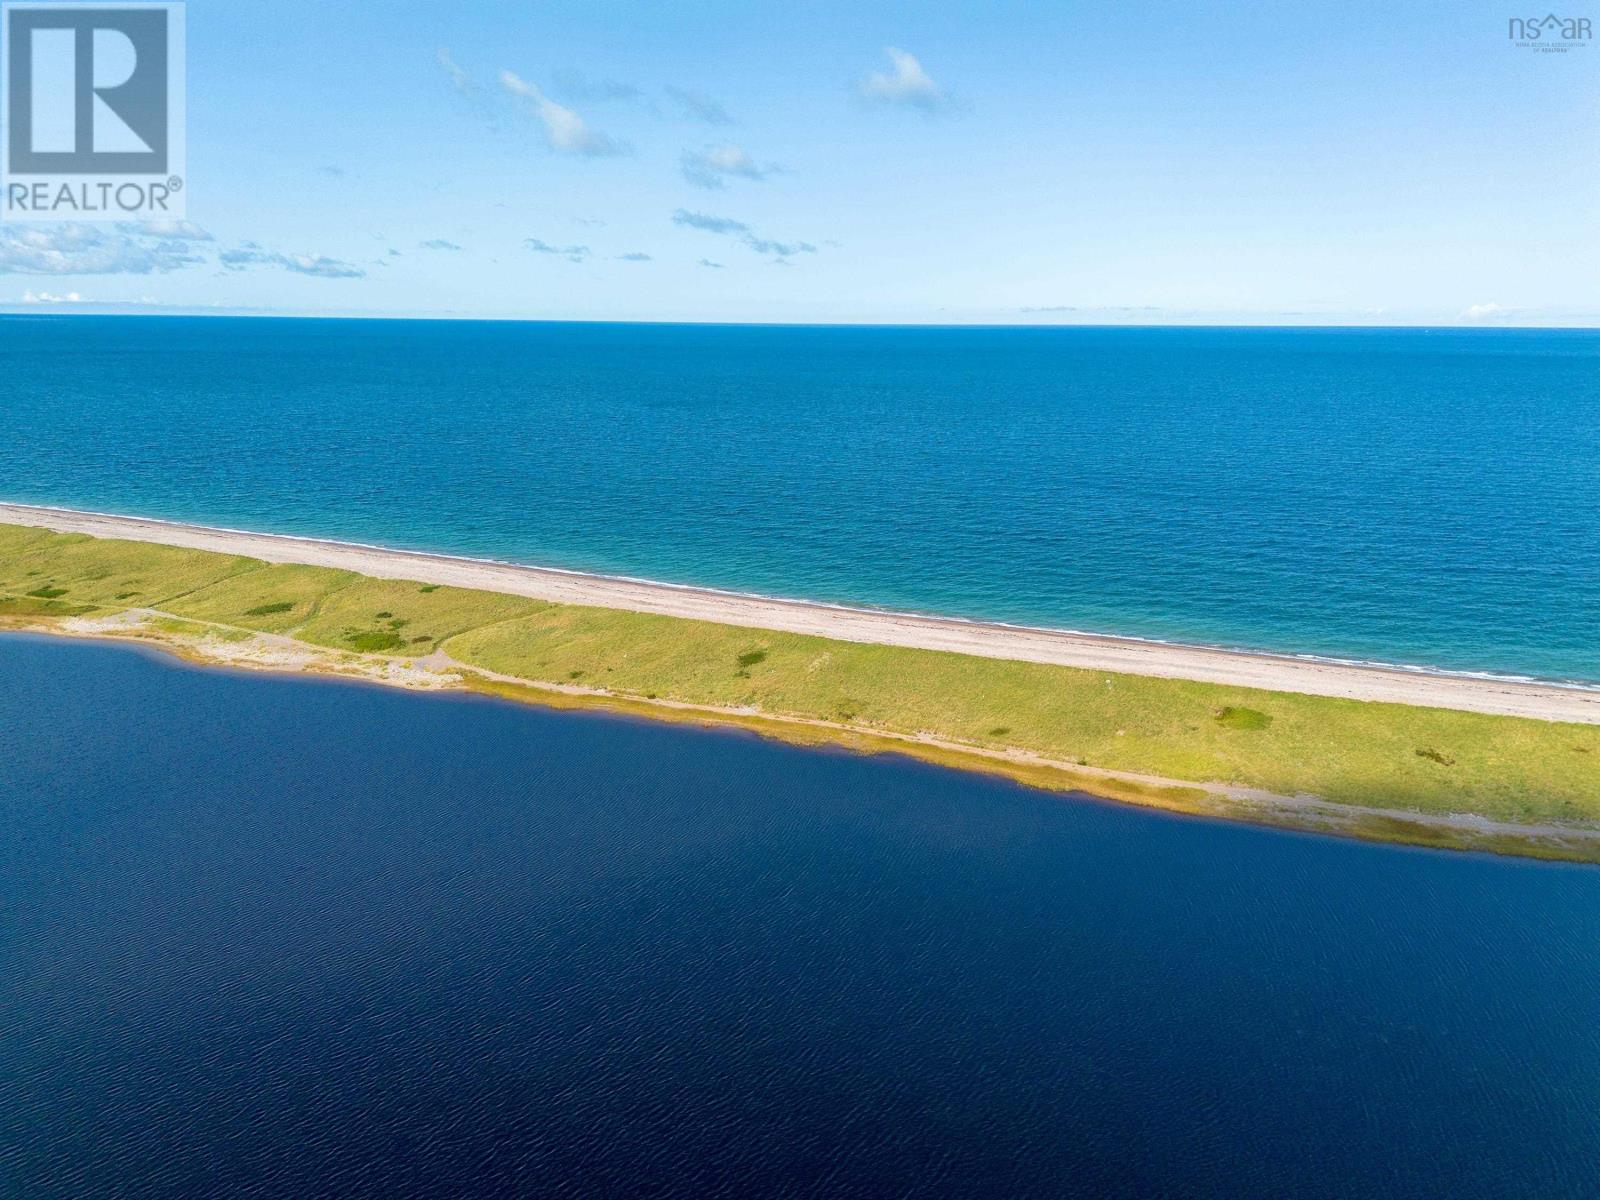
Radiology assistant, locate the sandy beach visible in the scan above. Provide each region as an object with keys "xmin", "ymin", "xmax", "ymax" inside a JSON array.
[{"xmin": 5, "ymin": 500, "xmax": 1597, "ymax": 726}]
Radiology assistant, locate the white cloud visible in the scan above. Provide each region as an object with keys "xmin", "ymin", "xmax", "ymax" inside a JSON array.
[
  {"xmin": 744, "ymin": 234, "xmax": 816, "ymax": 257},
  {"xmin": 673, "ymin": 209, "xmax": 817, "ymax": 259},
  {"xmin": 1461, "ymin": 302, "xmax": 1510, "ymax": 320},
  {"xmin": 526, "ymin": 238, "xmax": 591, "ymax": 263},
  {"xmin": 437, "ymin": 47, "xmax": 472, "ymax": 95},
  {"xmin": 436, "ymin": 48, "xmax": 507, "ymax": 130},
  {"xmin": 500, "ymin": 70, "xmax": 627, "ymax": 156},
  {"xmin": 0, "ymin": 224, "xmax": 368, "ymax": 280},
  {"xmin": 21, "ymin": 289, "xmax": 82, "ymax": 303},
  {"xmin": 280, "ymin": 254, "xmax": 362, "ymax": 278},
  {"xmin": 219, "ymin": 243, "xmax": 365, "ymax": 278},
  {"xmin": 551, "ymin": 70, "xmax": 647, "ymax": 106},
  {"xmin": 681, "ymin": 143, "xmax": 780, "ymax": 189},
  {"xmin": 126, "ymin": 219, "xmax": 213, "ymax": 242},
  {"xmin": 0, "ymin": 224, "xmax": 204, "ymax": 275},
  {"xmin": 672, "ymin": 209, "xmax": 750, "ymax": 235},
  {"xmin": 664, "ymin": 86, "xmax": 734, "ymax": 125},
  {"xmin": 860, "ymin": 47, "xmax": 950, "ymax": 111}
]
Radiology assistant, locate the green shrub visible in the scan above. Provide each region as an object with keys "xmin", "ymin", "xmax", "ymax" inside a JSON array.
[{"xmin": 1215, "ymin": 706, "xmax": 1272, "ymax": 730}]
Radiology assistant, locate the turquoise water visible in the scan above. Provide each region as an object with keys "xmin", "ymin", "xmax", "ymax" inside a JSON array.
[
  {"xmin": 3, "ymin": 635, "xmax": 1598, "ymax": 1198},
  {"xmin": 3, "ymin": 317, "xmax": 1596, "ymax": 680}
]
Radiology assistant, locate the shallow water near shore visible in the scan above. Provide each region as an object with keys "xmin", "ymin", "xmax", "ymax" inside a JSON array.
[
  {"xmin": 3, "ymin": 634, "xmax": 1598, "ymax": 1198},
  {"xmin": 2, "ymin": 317, "xmax": 1597, "ymax": 681}
]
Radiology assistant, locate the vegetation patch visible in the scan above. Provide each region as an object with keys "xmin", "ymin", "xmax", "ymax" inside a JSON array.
[
  {"xmin": 1415, "ymin": 747, "xmax": 1456, "ymax": 767},
  {"xmin": 244, "ymin": 601, "xmax": 296, "ymax": 617},
  {"xmin": 25, "ymin": 585, "xmax": 68, "ymax": 599},
  {"xmin": 0, "ymin": 595, "xmax": 95, "ymax": 617},
  {"xmin": 148, "ymin": 617, "xmax": 224, "ymax": 639},
  {"xmin": 1214, "ymin": 706, "xmax": 1272, "ymax": 731},
  {"xmin": 291, "ymin": 577, "xmax": 543, "ymax": 652},
  {"xmin": 736, "ymin": 648, "xmax": 768, "ymax": 669},
  {"xmin": 343, "ymin": 628, "xmax": 407, "ymax": 653}
]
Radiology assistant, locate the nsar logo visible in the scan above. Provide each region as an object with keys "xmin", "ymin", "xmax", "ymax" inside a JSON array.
[{"xmin": 1508, "ymin": 12, "xmax": 1592, "ymax": 50}]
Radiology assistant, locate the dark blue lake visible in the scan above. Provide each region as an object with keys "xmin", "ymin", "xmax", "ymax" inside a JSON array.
[{"xmin": 2, "ymin": 634, "xmax": 1598, "ymax": 1198}]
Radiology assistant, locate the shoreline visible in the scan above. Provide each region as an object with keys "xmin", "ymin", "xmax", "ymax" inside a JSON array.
[
  {"xmin": 8, "ymin": 624, "xmax": 1600, "ymax": 864},
  {"xmin": 3, "ymin": 500, "xmax": 1597, "ymax": 725}
]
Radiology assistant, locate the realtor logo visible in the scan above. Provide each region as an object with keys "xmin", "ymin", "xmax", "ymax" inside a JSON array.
[{"xmin": 2, "ymin": 2, "xmax": 185, "ymax": 219}]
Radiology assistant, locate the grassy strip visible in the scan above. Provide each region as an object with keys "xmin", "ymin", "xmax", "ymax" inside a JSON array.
[
  {"xmin": 3, "ymin": 522, "xmax": 1597, "ymax": 827},
  {"xmin": 446, "ymin": 609, "xmax": 1600, "ymax": 823}
]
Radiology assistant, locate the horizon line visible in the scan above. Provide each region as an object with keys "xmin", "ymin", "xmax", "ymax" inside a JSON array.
[{"xmin": 0, "ymin": 309, "xmax": 1596, "ymax": 332}]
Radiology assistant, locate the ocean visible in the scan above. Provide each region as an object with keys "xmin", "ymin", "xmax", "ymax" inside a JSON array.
[
  {"xmin": 2, "ymin": 635, "xmax": 1597, "ymax": 1198},
  {"xmin": 2, "ymin": 317, "xmax": 1596, "ymax": 680}
]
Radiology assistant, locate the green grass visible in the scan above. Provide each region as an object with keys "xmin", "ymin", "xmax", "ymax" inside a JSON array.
[
  {"xmin": 0, "ymin": 594, "xmax": 98, "ymax": 618},
  {"xmin": 345, "ymin": 628, "xmax": 406, "ymax": 652},
  {"xmin": 145, "ymin": 616, "xmax": 252, "ymax": 643},
  {"xmin": 1215, "ymin": 705, "xmax": 1272, "ymax": 731},
  {"xmin": 290, "ymin": 577, "xmax": 544, "ymax": 656},
  {"xmin": 163, "ymin": 563, "xmax": 356, "ymax": 633},
  {"xmin": 0, "ymin": 528, "xmax": 257, "ymax": 607},
  {"xmin": 3, "ymin": 522, "xmax": 1598, "ymax": 828}
]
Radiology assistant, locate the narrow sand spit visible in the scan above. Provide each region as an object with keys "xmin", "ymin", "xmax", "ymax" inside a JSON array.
[{"xmin": 6, "ymin": 501, "xmax": 1597, "ymax": 725}]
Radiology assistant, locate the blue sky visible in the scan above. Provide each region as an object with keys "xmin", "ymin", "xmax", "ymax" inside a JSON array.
[{"xmin": 3, "ymin": 0, "xmax": 1596, "ymax": 324}]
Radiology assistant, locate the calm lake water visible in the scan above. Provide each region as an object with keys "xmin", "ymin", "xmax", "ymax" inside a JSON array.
[
  {"xmin": 2, "ymin": 317, "xmax": 1597, "ymax": 681},
  {"xmin": 2, "ymin": 634, "xmax": 1597, "ymax": 1198}
]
